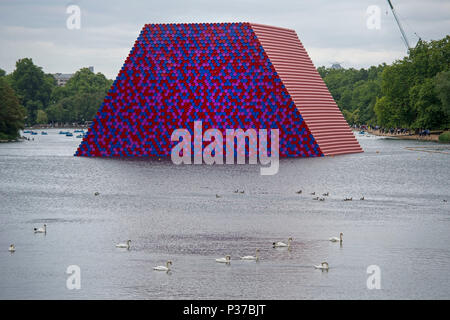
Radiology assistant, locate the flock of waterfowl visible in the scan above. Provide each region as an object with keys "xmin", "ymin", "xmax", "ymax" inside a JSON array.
[
  {"xmin": 110, "ymin": 234, "xmax": 343, "ymax": 273},
  {"xmin": 7, "ymin": 189, "xmax": 350, "ymax": 273},
  {"xmin": 295, "ymin": 190, "xmax": 365, "ymax": 202}
]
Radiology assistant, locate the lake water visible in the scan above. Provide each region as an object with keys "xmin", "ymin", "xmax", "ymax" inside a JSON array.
[{"xmin": 0, "ymin": 130, "xmax": 449, "ymax": 299}]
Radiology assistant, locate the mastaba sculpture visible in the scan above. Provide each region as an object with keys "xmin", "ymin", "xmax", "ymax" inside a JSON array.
[{"xmin": 75, "ymin": 22, "xmax": 362, "ymax": 158}]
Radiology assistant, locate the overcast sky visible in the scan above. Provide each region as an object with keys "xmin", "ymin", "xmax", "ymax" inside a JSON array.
[{"xmin": 0, "ymin": 0, "xmax": 449, "ymax": 79}]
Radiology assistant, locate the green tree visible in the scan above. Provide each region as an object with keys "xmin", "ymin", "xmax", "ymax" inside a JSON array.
[
  {"xmin": 9, "ymin": 58, "xmax": 55, "ymax": 124},
  {"xmin": 47, "ymin": 68, "xmax": 112, "ymax": 124},
  {"xmin": 36, "ymin": 109, "xmax": 48, "ymax": 124},
  {"xmin": 0, "ymin": 77, "xmax": 26, "ymax": 140},
  {"xmin": 0, "ymin": 68, "xmax": 6, "ymax": 77}
]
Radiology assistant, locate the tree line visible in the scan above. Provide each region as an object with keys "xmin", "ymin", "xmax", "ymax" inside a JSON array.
[
  {"xmin": 1, "ymin": 35, "xmax": 449, "ymax": 140},
  {"xmin": 0, "ymin": 58, "xmax": 112, "ymax": 139},
  {"xmin": 318, "ymin": 35, "xmax": 450, "ymax": 131}
]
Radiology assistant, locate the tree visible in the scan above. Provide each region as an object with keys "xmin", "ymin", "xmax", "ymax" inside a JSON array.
[
  {"xmin": 0, "ymin": 68, "xmax": 6, "ymax": 77},
  {"xmin": 47, "ymin": 68, "xmax": 112, "ymax": 124},
  {"xmin": 36, "ymin": 109, "xmax": 48, "ymax": 124},
  {"xmin": 9, "ymin": 58, "xmax": 55, "ymax": 124},
  {"xmin": 0, "ymin": 77, "xmax": 26, "ymax": 140}
]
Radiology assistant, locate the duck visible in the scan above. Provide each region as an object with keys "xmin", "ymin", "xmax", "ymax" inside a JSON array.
[
  {"xmin": 116, "ymin": 240, "xmax": 131, "ymax": 249},
  {"xmin": 34, "ymin": 224, "xmax": 47, "ymax": 233},
  {"xmin": 240, "ymin": 249, "xmax": 260, "ymax": 261},
  {"xmin": 322, "ymin": 192, "xmax": 329, "ymax": 196},
  {"xmin": 234, "ymin": 190, "xmax": 239, "ymax": 193},
  {"xmin": 94, "ymin": 192, "xmax": 100, "ymax": 196},
  {"xmin": 314, "ymin": 262, "xmax": 329, "ymax": 270},
  {"xmin": 360, "ymin": 196, "xmax": 365, "ymax": 200},
  {"xmin": 8, "ymin": 244, "xmax": 15, "ymax": 252},
  {"xmin": 344, "ymin": 197, "xmax": 352, "ymax": 201},
  {"xmin": 216, "ymin": 194, "xmax": 221, "ymax": 198},
  {"xmin": 153, "ymin": 260, "xmax": 172, "ymax": 272},
  {"xmin": 296, "ymin": 190, "xmax": 302, "ymax": 194},
  {"xmin": 215, "ymin": 255, "xmax": 231, "ymax": 263},
  {"xmin": 313, "ymin": 197, "xmax": 319, "ymax": 200},
  {"xmin": 310, "ymin": 192, "xmax": 315, "ymax": 195},
  {"xmin": 273, "ymin": 237, "xmax": 292, "ymax": 248},
  {"xmin": 329, "ymin": 232, "xmax": 343, "ymax": 243},
  {"xmin": 319, "ymin": 197, "xmax": 325, "ymax": 201},
  {"xmin": 240, "ymin": 190, "xmax": 245, "ymax": 194}
]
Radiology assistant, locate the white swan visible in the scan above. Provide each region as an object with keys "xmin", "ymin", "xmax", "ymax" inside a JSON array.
[
  {"xmin": 153, "ymin": 260, "xmax": 172, "ymax": 271},
  {"xmin": 216, "ymin": 255, "xmax": 231, "ymax": 263},
  {"xmin": 329, "ymin": 233, "xmax": 343, "ymax": 243},
  {"xmin": 8, "ymin": 244, "xmax": 15, "ymax": 252},
  {"xmin": 241, "ymin": 249, "xmax": 260, "ymax": 261},
  {"xmin": 314, "ymin": 262, "xmax": 329, "ymax": 270},
  {"xmin": 34, "ymin": 224, "xmax": 47, "ymax": 233},
  {"xmin": 116, "ymin": 240, "xmax": 131, "ymax": 249},
  {"xmin": 273, "ymin": 237, "xmax": 292, "ymax": 248}
]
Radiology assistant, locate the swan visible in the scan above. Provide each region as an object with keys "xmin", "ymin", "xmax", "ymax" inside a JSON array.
[
  {"xmin": 8, "ymin": 244, "xmax": 15, "ymax": 252},
  {"xmin": 153, "ymin": 260, "xmax": 172, "ymax": 271},
  {"xmin": 314, "ymin": 262, "xmax": 329, "ymax": 270},
  {"xmin": 273, "ymin": 237, "xmax": 292, "ymax": 248},
  {"xmin": 34, "ymin": 224, "xmax": 47, "ymax": 233},
  {"xmin": 116, "ymin": 240, "xmax": 131, "ymax": 249},
  {"xmin": 241, "ymin": 249, "xmax": 260, "ymax": 261},
  {"xmin": 216, "ymin": 255, "xmax": 231, "ymax": 263},
  {"xmin": 329, "ymin": 233, "xmax": 343, "ymax": 243}
]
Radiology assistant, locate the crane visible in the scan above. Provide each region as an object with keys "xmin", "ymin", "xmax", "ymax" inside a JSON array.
[{"xmin": 386, "ymin": 0, "xmax": 411, "ymax": 51}]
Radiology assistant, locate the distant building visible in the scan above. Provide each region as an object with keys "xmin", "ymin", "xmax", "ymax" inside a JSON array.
[
  {"xmin": 53, "ymin": 73, "xmax": 73, "ymax": 86},
  {"xmin": 52, "ymin": 66, "xmax": 94, "ymax": 86},
  {"xmin": 331, "ymin": 63, "xmax": 343, "ymax": 70}
]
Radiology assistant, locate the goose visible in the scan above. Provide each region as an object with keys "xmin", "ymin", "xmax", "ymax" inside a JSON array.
[
  {"xmin": 241, "ymin": 249, "xmax": 260, "ymax": 261},
  {"xmin": 314, "ymin": 262, "xmax": 329, "ymax": 270},
  {"xmin": 116, "ymin": 240, "xmax": 131, "ymax": 249},
  {"xmin": 273, "ymin": 237, "xmax": 292, "ymax": 248},
  {"xmin": 322, "ymin": 192, "xmax": 329, "ymax": 196},
  {"xmin": 153, "ymin": 260, "xmax": 172, "ymax": 272},
  {"xmin": 215, "ymin": 255, "xmax": 231, "ymax": 263},
  {"xmin": 329, "ymin": 233, "xmax": 343, "ymax": 243},
  {"xmin": 8, "ymin": 244, "xmax": 15, "ymax": 252},
  {"xmin": 34, "ymin": 224, "xmax": 47, "ymax": 233}
]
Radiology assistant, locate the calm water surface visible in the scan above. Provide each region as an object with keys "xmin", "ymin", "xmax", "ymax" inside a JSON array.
[{"xmin": 0, "ymin": 130, "xmax": 449, "ymax": 299}]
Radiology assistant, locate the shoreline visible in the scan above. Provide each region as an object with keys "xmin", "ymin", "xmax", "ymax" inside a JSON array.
[{"xmin": 363, "ymin": 128, "xmax": 440, "ymax": 142}]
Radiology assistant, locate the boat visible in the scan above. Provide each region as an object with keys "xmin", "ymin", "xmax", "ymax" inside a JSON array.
[
  {"xmin": 74, "ymin": 129, "xmax": 84, "ymax": 133},
  {"xmin": 41, "ymin": 131, "xmax": 48, "ymax": 135},
  {"xmin": 359, "ymin": 130, "xmax": 365, "ymax": 134},
  {"xmin": 30, "ymin": 131, "xmax": 38, "ymax": 135},
  {"xmin": 66, "ymin": 132, "xmax": 73, "ymax": 137},
  {"xmin": 76, "ymin": 134, "xmax": 83, "ymax": 138},
  {"xmin": 23, "ymin": 130, "xmax": 31, "ymax": 134},
  {"xmin": 59, "ymin": 131, "xmax": 68, "ymax": 134}
]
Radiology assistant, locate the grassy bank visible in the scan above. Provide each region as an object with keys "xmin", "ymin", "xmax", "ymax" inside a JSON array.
[{"xmin": 439, "ymin": 131, "xmax": 450, "ymax": 143}]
